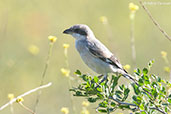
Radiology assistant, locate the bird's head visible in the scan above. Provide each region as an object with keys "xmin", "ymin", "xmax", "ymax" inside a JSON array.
[{"xmin": 63, "ymin": 24, "xmax": 95, "ymax": 40}]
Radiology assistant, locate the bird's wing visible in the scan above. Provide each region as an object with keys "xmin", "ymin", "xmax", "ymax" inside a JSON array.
[{"xmin": 86, "ymin": 39, "xmax": 126, "ymax": 72}]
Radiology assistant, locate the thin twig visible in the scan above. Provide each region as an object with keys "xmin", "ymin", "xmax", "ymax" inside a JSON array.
[
  {"xmin": 130, "ymin": 14, "xmax": 136, "ymax": 65},
  {"xmin": 109, "ymin": 96, "xmax": 167, "ymax": 114},
  {"xmin": 64, "ymin": 46, "xmax": 77, "ymax": 114},
  {"xmin": 9, "ymin": 104, "xmax": 14, "ymax": 114},
  {"xmin": 34, "ymin": 42, "xmax": 54, "ymax": 112},
  {"xmin": 150, "ymin": 107, "xmax": 167, "ymax": 114},
  {"xmin": 138, "ymin": 0, "xmax": 171, "ymax": 41},
  {"xmin": 40, "ymin": 43, "xmax": 54, "ymax": 86},
  {"xmin": 109, "ymin": 96, "xmax": 137, "ymax": 107},
  {"xmin": 0, "ymin": 82, "xmax": 52, "ymax": 111},
  {"xmin": 19, "ymin": 102, "xmax": 35, "ymax": 114}
]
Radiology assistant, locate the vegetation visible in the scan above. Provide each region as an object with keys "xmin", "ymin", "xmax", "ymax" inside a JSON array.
[{"xmin": 71, "ymin": 60, "xmax": 171, "ymax": 114}]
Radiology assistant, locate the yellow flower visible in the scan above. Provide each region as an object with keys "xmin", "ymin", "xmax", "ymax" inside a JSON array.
[
  {"xmin": 61, "ymin": 68, "xmax": 70, "ymax": 77},
  {"xmin": 61, "ymin": 107, "xmax": 69, "ymax": 114},
  {"xmin": 161, "ymin": 51, "xmax": 167, "ymax": 58},
  {"xmin": 28, "ymin": 45, "xmax": 39, "ymax": 55},
  {"xmin": 123, "ymin": 64, "xmax": 131, "ymax": 71},
  {"xmin": 164, "ymin": 67, "xmax": 170, "ymax": 73},
  {"xmin": 8, "ymin": 94, "xmax": 14, "ymax": 100},
  {"xmin": 129, "ymin": 3, "xmax": 139, "ymax": 11},
  {"xmin": 129, "ymin": 3, "xmax": 139, "ymax": 20},
  {"xmin": 99, "ymin": 16, "xmax": 108, "ymax": 24},
  {"xmin": 16, "ymin": 97, "xmax": 24, "ymax": 103},
  {"xmin": 82, "ymin": 101, "xmax": 89, "ymax": 107},
  {"xmin": 48, "ymin": 36, "xmax": 57, "ymax": 43},
  {"xmin": 63, "ymin": 44, "xmax": 70, "ymax": 49},
  {"xmin": 81, "ymin": 109, "xmax": 90, "ymax": 114}
]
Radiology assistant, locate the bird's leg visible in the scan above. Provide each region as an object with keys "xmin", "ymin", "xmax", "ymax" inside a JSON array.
[
  {"xmin": 95, "ymin": 74, "xmax": 108, "ymax": 89},
  {"xmin": 99, "ymin": 74, "xmax": 107, "ymax": 84}
]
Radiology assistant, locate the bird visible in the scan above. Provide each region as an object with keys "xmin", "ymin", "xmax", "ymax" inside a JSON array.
[{"xmin": 63, "ymin": 24, "xmax": 136, "ymax": 83}]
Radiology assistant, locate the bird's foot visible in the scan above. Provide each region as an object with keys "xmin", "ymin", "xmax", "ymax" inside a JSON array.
[{"xmin": 95, "ymin": 75, "xmax": 107, "ymax": 89}]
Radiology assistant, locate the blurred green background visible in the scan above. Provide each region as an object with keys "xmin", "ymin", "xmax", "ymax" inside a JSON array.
[{"xmin": 0, "ymin": 0, "xmax": 171, "ymax": 114}]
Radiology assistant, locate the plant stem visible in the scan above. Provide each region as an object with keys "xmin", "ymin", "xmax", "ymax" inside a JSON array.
[
  {"xmin": 130, "ymin": 15, "xmax": 136, "ymax": 65},
  {"xmin": 34, "ymin": 42, "xmax": 54, "ymax": 112},
  {"xmin": 138, "ymin": 0, "xmax": 171, "ymax": 41}
]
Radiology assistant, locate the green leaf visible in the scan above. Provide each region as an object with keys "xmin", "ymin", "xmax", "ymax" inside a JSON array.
[
  {"xmin": 142, "ymin": 75, "xmax": 149, "ymax": 80},
  {"xmin": 168, "ymin": 94, "xmax": 171, "ymax": 98},
  {"xmin": 132, "ymin": 96, "xmax": 142, "ymax": 105},
  {"xmin": 97, "ymin": 87, "xmax": 103, "ymax": 92},
  {"xmin": 148, "ymin": 60, "xmax": 154, "ymax": 68},
  {"xmin": 111, "ymin": 75, "xmax": 120, "ymax": 93},
  {"xmin": 132, "ymin": 95, "xmax": 137, "ymax": 101},
  {"xmin": 138, "ymin": 79, "xmax": 144, "ymax": 86},
  {"xmin": 119, "ymin": 85, "xmax": 125, "ymax": 91},
  {"xmin": 152, "ymin": 82, "xmax": 158, "ymax": 88},
  {"xmin": 75, "ymin": 70, "xmax": 81, "ymax": 75},
  {"xmin": 115, "ymin": 90, "xmax": 122, "ymax": 99},
  {"xmin": 168, "ymin": 98, "xmax": 171, "ymax": 104},
  {"xmin": 112, "ymin": 76, "xmax": 120, "ymax": 88},
  {"xmin": 97, "ymin": 93, "xmax": 104, "ymax": 99},
  {"xmin": 140, "ymin": 111, "xmax": 146, "ymax": 114},
  {"xmin": 75, "ymin": 91, "xmax": 82, "ymax": 96},
  {"xmin": 94, "ymin": 76, "xmax": 99, "ymax": 83},
  {"xmin": 98, "ymin": 109, "xmax": 107, "ymax": 113},
  {"xmin": 157, "ymin": 77, "xmax": 161, "ymax": 82},
  {"xmin": 165, "ymin": 106, "xmax": 168, "ymax": 112},
  {"xmin": 151, "ymin": 88, "xmax": 158, "ymax": 98},
  {"xmin": 111, "ymin": 102, "xmax": 116, "ymax": 107},
  {"xmin": 143, "ymin": 68, "xmax": 148, "ymax": 74},
  {"xmin": 142, "ymin": 75, "xmax": 150, "ymax": 85},
  {"xmin": 139, "ymin": 103, "xmax": 145, "ymax": 110},
  {"xmin": 81, "ymin": 75, "xmax": 89, "ymax": 82},
  {"xmin": 134, "ymin": 68, "xmax": 141, "ymax": 76},
  {"xmin": 88, "ymin": 97, "xmax": 97, "ymax": 103},
  {"xmin": 132, "ymin": 83, "xmax": 140, "ymax": 95},
  {"xmin": 135, "ymin": 113, "xmax": 140, "ymax": 114},
  {"xmin": 100, "ymin": 82, "xmax": 105, "ymax": 86},
  {"xmin": 123, "ymin": 88, "xmax": 130, "ymax": 101},
  {"xmin": 144, "ymin": 80, "xmax": 150, "ymax": 85},
  {"xmin": 86, "ymin": 81, "xmax": 90, "ymax": 87},
  {"xmin": 99, "ymin": 102, "xmax": 108, "ymax": 108}
]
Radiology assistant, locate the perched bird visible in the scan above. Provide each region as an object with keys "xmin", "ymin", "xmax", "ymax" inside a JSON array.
[{"xmin": 63, "ymin": 24, "xmax": 136, "ymax": 83}]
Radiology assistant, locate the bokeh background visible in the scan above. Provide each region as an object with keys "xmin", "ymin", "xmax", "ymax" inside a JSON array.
[{"xmin": 0, "ymin": 0, "xmax": 171, "ymax": 114}]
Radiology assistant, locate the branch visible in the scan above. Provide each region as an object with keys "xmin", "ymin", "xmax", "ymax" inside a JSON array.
[
  {"xmin": 138, "ymin": 0, "xmax": 171, "ymax": 41},
  {"xmin": 150, "ymin": 107, "xmax": 167, "ymax": 114},
  {"xmin": 0, "ymin": 82, "xmax": 52, "ymax": 111},
  {"xmin": 109, "ymin": 96, "xmax": 137, "ymax": 107},
  {"xmin": 109, "ymin": 96, "xmax": 167, "ymax": 114},
  {"xmin": 34, "ymin": 41, "xmax": 54, "ymax": 112}
]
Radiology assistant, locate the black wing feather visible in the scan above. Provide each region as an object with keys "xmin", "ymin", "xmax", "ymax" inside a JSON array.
[{"xmin": 86, "ymin": 41, "xmax": 128, "ymax": 73}]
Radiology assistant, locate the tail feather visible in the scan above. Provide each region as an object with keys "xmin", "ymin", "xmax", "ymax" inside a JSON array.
[{"xmin": 122, "ymin": 73, "xmax": 138, "ymax": 85}]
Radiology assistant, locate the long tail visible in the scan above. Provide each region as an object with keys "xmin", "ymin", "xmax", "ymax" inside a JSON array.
[
  {"xmin": 122, "ymin": 73, "xmax": 152, "ymax": 96},
  {"xmin": 122, "ymin": 73, "xmax": 138, "ymax": 85}
]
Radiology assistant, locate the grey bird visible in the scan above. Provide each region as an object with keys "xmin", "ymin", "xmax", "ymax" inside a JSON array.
[{"xmin": 63, "ymin": 24, "xmax": 136, "ymax": 83}]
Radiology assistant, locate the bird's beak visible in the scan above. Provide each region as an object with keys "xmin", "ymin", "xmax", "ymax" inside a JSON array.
[{"xmin": 63, "ymin": 28, "xmax": 72, "ymax": 34}]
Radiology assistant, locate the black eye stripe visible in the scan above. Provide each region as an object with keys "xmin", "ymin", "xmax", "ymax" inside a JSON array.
[{"xmin": 74, "ymin": 29, "xmax": 87, "ymax": 36}]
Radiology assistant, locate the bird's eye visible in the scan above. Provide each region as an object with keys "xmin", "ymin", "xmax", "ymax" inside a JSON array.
[{"xmin": 74, "ymin": 29, "xmax": 87, "ymax": 36}]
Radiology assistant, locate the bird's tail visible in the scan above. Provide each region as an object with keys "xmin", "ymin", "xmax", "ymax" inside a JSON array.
[{"xmin": 122, "ymin": 73, "xmax": 138, "ymax": 85}]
